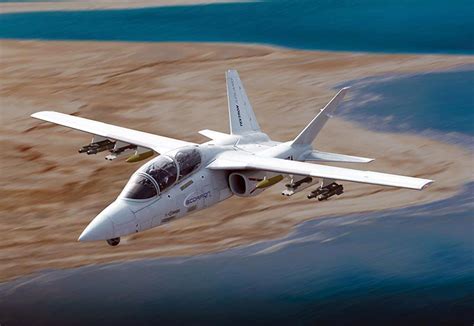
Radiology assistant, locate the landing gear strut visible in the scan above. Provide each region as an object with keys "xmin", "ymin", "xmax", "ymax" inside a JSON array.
[
  {"xmin": 308, "ymin": 182, "xmax": 344, "ymax": 201},
  {"xmin": 106, "ymin": 237, "xmax": 120, "ymax": 246}
]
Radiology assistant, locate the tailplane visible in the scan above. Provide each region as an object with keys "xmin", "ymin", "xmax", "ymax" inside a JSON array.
[
  {"xmin": 226, "ymin": 70, "xmax": 261, "ymax": 135},
  {"xmin": 292, "ymin": 87, "xmax": 350, "ymax": 146}
]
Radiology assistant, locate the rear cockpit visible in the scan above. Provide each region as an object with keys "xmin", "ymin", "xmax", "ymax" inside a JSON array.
[{"xmin": 121, "ymin": 146, "xmax": 202, "ymax": 200}]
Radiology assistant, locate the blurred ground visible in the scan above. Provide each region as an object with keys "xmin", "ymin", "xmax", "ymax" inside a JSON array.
[{"xmin": 0, "ymin": 40, "xmax": 473, "ymax": 281}]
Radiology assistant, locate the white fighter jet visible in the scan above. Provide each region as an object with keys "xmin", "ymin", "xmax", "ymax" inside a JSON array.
[{"xmin": 32, "ymin": 70, "xmax": 433, "ymax": 246}]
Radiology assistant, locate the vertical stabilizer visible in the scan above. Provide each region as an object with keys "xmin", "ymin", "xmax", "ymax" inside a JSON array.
[
  {"xmin": 292, "ymin": 87, "xmax": 350, "ymax": 146},
  {"xmin": 226, "ymin": 70, "xmax": 261, "ymax": 135}
]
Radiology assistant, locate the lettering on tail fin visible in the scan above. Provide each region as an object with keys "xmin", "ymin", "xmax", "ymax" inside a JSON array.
[
  {"xmin": 226, "ymin": 70, "xmax": 261, "ymax": 134},
  {"xmin": 236, "ymin": 105, "xmax": 243, "ymax": 127}
]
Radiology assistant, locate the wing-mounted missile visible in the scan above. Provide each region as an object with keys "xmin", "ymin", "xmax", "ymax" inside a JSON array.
[
  {"xmin": 78, "ymin": 136, "xmax": 153, "ymax": 162},
  {"xmin": 307, "ymin": 178, "xmax": 344, "ymax": 201},
  {"xmin": 249, "ymin": 175, "xmax": 283, "ymax": 194},
  {"xmin": 126, "ymin": 150, "xmax": 154, "ymax": 163},
  {"xmin": 281, "ymin": 175, "xmax": 318, "ymax": 196},
  {"xmin": 105, "ymin": 141, "xmax": 137, "ymax": 161},
  {"xmin": 255, "ymin": 175, "xmax": 283, "ymax": 190},
  {"xmin": 79, "ymin": 138, "xmax": 115, "ymax": 155},
  {"xmin": 107, "ymin": 143, "xmax": 155, "ymax": 163}
]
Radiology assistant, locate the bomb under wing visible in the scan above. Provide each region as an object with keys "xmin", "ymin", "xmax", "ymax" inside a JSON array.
[
  {"xmin": 255, "ymin": 175, "xmax": 284, "ymax": 189},
  {"xmin": 126, "ymin": 150, "xmax": 154, "ymax": 163}
]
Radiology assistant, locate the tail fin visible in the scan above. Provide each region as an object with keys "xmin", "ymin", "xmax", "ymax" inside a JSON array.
[
  {"xmin": 226, "ymin": 70, "xmax": 261, "ymax": 135},
  {"xmin": 292, "ymin": 87, "xmax": 350, "ymax": 146}
]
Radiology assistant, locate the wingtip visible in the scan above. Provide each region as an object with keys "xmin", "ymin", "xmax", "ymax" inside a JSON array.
[
  {"xmin": 31, "ymin": 111, "xmax": 53, "ymax": 119},
  {"xmin": 31, "ymin": 111, "xmax": 45, "ymax": 119},
  {"xmin": 420, "ymin": 179, "xmax": 434, "ymax": 190},
  {"xmin": 334, "ymin": 86, "xmax": 351, "ymax": 98}
]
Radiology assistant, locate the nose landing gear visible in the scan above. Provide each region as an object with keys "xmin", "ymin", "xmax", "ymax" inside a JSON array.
[{"xmin": 106, "ymin": 237, "xmax": 121, "ymax": 246}]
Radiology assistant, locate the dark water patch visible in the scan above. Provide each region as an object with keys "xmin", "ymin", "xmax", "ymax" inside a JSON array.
[
  {"xmin": 1, "ymin": 184, "xmax": 473, "ymax": 325},
  {"xmin": 0, "ymin": 0, "xmax": 473, "ymax": 54},
  {"xmin": 336, "ymin": 68, "xmax": 474, "ymax": 147}
]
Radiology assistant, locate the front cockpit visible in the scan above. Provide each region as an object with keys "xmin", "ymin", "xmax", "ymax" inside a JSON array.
[{"xmin": 121, "ymin": 146, "xmax": 202, "ymax": 200}]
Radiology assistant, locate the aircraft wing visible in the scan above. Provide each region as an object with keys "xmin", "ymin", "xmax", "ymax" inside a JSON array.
[
  {"xmin": 207, "ymin": 152, "xmax": 433, "ymax": 190},
  {"xmin": 31, "ymin": 111, "xmax": 194, "ymax": 154}
]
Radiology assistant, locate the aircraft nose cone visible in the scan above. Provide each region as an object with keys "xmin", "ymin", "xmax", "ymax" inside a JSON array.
[{"xmin": 78, "ymin": 210, "xmax": 115, "ymax": 242}]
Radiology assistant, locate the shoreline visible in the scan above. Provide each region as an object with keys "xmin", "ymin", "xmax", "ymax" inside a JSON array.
[
  {"xmin": 3, "ymin": 183, "xmax": 472, "ymax": 286},
  {"xmin": 1, "ymin": 40, "xmax": 473, "ymax": 282}
]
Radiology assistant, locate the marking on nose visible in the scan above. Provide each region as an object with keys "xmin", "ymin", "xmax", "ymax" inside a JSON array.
[{"xmin": 180, "ymin": 180, "xmax": 194, "ymax": 191}]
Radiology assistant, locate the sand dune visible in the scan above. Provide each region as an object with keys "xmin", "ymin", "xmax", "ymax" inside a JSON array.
[{"xmin": 0, "ymin": 40, "xmax": 473, "ymax": 281}]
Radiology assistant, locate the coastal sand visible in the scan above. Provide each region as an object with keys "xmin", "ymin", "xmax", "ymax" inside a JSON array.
[{"xmin": 0, "ymin": 40, "xmax": 473, "ymax": 281}]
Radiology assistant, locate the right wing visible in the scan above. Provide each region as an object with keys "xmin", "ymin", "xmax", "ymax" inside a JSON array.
[
  {"xmin": 207, "ymin": 152, "xmax": 432, "ymax": 190},
  {"xmin": 31, "ymin": 111, "xmax": 194, "ymax": 154},
  {"xmin": 302, "ymin": 150, "xmax": 374, "ymax": 163}
]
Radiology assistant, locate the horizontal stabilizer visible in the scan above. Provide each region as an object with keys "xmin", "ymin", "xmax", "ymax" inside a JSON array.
[
  {"xmin": 302, "ymin": 150, "xmax": 373, "ymax": 163},
  {"xmin": 198, "ymin": 129, "xmax": 231, "ymax": 141}
]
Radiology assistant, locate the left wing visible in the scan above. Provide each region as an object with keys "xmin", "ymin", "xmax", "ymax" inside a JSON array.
[
  {"xmin": 31, "ymin": 111, "xmax": 194, "ymax": 154},
  {"xmin": 207, "ymin": 152, "xmax": 433, "ymax": 190}
]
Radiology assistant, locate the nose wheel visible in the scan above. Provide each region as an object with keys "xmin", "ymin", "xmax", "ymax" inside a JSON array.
[{"xmin": 106, "ymin": 237, "xmax": 120, "ymax": 246}]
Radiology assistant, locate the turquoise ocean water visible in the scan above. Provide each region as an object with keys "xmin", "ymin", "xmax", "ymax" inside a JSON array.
[
  {"xmin": 0, "ymin": 0, "xmax": 473, "ymax": 54},
  {"xmin": 1, "ymin": 184, "xmax": 473, "ymax": 325},
  {"xmin": 338, "ymin": 68, "xmax": 474, "ymax": 142},
  {"xmin": 1, "ymin": 1, "xmax": 473, "ymax": 324}
]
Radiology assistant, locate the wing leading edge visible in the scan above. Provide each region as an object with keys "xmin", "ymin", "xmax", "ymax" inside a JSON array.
[
  {"xmin": 207, "ymin": 152, "xmax": 433, "ymax": 190},
  {"xmin": 31, "ymin": 111, "xmax": 194, "ymax": 154}
]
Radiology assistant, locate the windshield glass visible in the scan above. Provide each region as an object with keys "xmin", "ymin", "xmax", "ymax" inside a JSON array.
[
  {"xmin": 175, "ymin": 147, "xmax": 201, "ymax": 180},
  {"xmin": 145, "ymin": 156, "xmax": 177, "ymax": 192},
  {"xmin": 122, "ymin": 174, "xmax": 157, "ymax": 200}
]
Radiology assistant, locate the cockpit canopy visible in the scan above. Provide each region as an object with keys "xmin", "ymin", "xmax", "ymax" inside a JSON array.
[
  {"xmin": 175, "ymin": 147, "xmax": 201, "ymax": 180},
  {"xmin": 145, "ymin": 155, "xmax": 177, "ymax": 192},
  {"xmin": 122, "ymin": 147, "xmax": 202, "ymax": 200}
]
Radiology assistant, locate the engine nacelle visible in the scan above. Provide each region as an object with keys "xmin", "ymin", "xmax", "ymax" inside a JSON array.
[{"xmin": 228, "ymin": 171, "xmax": 268, "ymax": 197}]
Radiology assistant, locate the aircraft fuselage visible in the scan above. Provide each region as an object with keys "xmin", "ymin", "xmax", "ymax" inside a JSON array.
[{"xmin": 78, "ymin": 137, "xmax": 303, "ymax": 245}]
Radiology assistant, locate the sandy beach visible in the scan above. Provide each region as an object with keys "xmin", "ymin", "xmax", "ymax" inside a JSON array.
[{"xmin": 0, "ymin": 40, "xmax": 473, "ymax": 282}]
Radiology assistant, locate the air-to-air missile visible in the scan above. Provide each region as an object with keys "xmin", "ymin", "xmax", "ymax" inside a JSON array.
[
  {"xmin": 126, "ymin": 150, "xmax": 154, "ymax": 163},
  {"xmin": 79, "ymin": 140, "xmax": 115, "ymax": 155},
  {"xmin": 105, "ymin": 144, "xmax": 138, "ymax": 161},
  {"xmin": 307, "ymin": 182, "xmax": 344, "ymax": 201},
  {"xmin": 255, "ymin": 175, "xmax": 284, "ymax": 189}
]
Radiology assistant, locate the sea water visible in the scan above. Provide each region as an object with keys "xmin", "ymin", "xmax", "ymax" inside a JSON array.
[
  {"xmin": 1, "ymin": 184, "xmax": 472, "ymax": 325},
  {"xmin": 0, "ymin": 0, "xmax": 473, "ymax": 54},
  {"xmin": 338, "ymin": 68, "xmax": 474, "ymax": 145}
]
